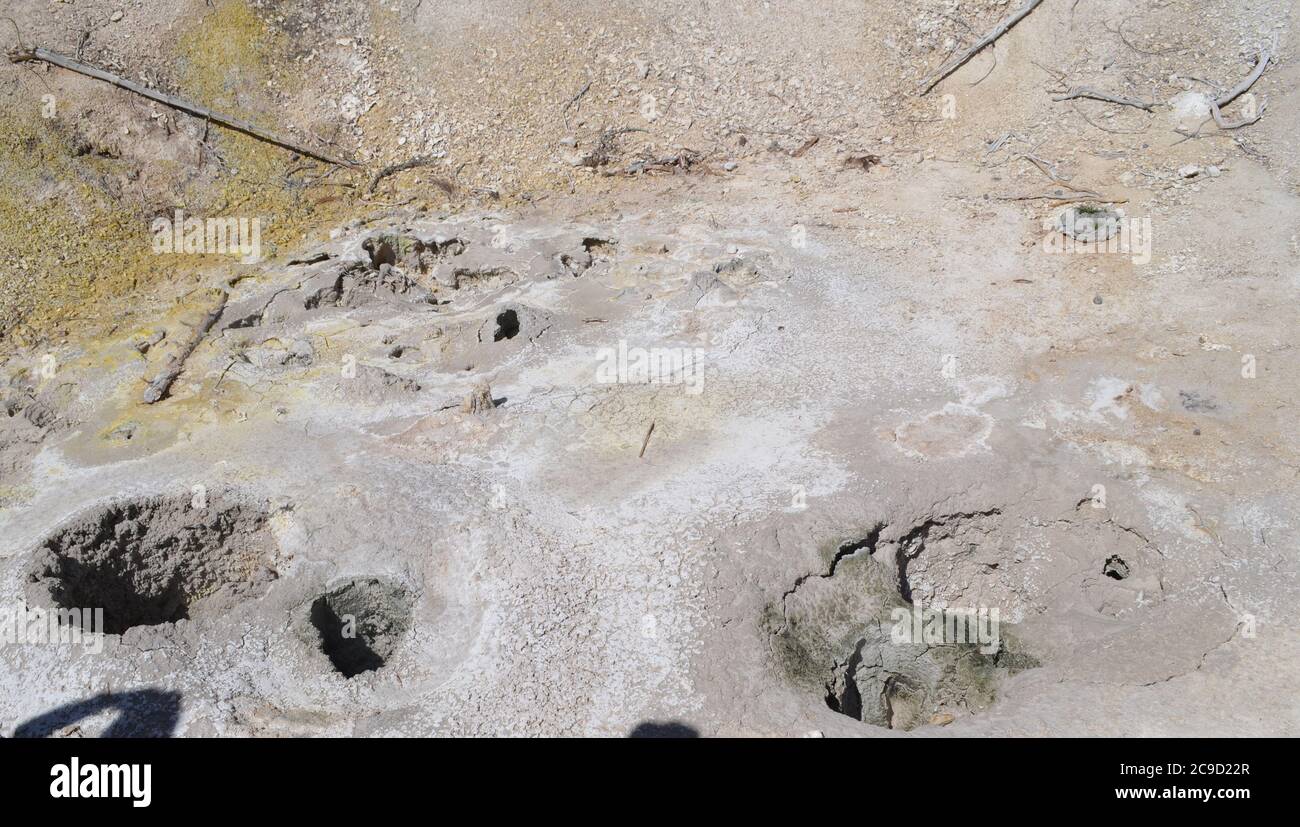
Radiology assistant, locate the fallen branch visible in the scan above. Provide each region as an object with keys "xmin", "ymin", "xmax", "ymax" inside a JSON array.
[
  {"xmin": 1020, "ymin": 153, "xmax": 1095, "ymax": 192},
  {"xmin": 1214, "ymin": 50, "xmax": 1271, "ymax": 108},
  {"xmin": 367, "ymin": 155, "xmax": 452, "ymax": 194},
  {"xmin": 8, "ymin": 47, "xmax": 359, "ymax": 167},
  {"xmin": 1209, "ymin": 99, "xmax": 1266, "ymax": 130},
  {"xmin": 1176, "ymin": 50, "xmax": 1273, "ymax": 134},
  {"xmin": 142, "ymin": 290, "xmax": 228, "ymax": 404},
  {"xmin": 918, "ymin": 0, "xmax": 1045, "ymax": 95},
  {"xmin": 1052, "ymin": 86, "xmax": 1155, "ymax": 112},
  {"xmin": 993, "ymin": 190, "xmax": 1104, "ymax": 203}
]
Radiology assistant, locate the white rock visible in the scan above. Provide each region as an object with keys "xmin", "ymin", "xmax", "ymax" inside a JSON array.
[{"xmin": 1168, "ymin": 91, "xmax": 1212, "ymax": 131}]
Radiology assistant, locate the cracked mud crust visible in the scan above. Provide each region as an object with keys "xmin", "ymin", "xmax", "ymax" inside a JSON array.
[{"xmin": 1, "ymin": 0, "xmax": 1298, "ymax": 737}]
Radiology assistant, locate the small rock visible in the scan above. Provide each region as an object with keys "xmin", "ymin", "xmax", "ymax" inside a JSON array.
[
  {"xmin": 1093, "ymin": 294, "xmax": 1104, "ymax": 305},
  {"xmin": 1167, "ymin": 91, "xmax": 1212, "ymax": 132},
  {"xmin": 134, "ymin": 330, "xmax": 165, "ymax": 354},
  {"xmin": 110, "ymin": 10, "xmax": 124, "ymax": 22},
  {"xmin": 929, "ymin": 712, "xmax": 956, "ymax": 726},
  {"xmin": 461, "ymin": 381, "xmax": 495, "ymax": 414},
  {"xmin": 722, "ymin": 161, "xmax": 738, "ymax": 171},
  {"xmin": 283, "ymin": 339, "xmax": 314, "ymax": 366},
  {"xmin": 1178, "ymin": 164, "xmax": 1202, "ymax": 179}
]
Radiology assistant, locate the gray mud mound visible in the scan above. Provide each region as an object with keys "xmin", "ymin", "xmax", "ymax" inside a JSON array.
[
  {"xmin": 25, "ymin": 495, "xmax": 278, "ymax": 635},
  {"xmin": 309, "ymin": 578, "xmax": 414, "ymax": 678},
  {"xmin": 770, "ymin": 525, "xmax": 1038, "ymax": 731}
]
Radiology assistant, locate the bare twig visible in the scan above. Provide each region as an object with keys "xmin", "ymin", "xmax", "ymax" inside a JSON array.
[
  {"xmin": 7, "ymin": 47, "xmax": 359, "ymax": 167},
  {"xmin": 1209, "ymin": 99, "xmax": 1266, "ymax": 130},
  {"xmin": 1070, "ymin": 102, "xmax": 1149, "ymax": 135},
  {"xmin": 367, "ymin": 155, "xmax": 452, "ymax": 194},
  {"xmin": 985, "ymin": 132, "xmax": 1014, "ymax": 155},
  {"xmin": 142, "ymin": 290, "xmax": 228, "ymax": 404},
  {"xmin": 638, "ymin": 420, "xmax": 655, "ymax": 459},
  {"xmin": 1052, "ymin": 85, "xmax": 1154, "ymax": 111},
  {"xmin": 1019, "ymin": 153, "xmax": 1094, "ymax": 192},
  {"xmin": 969, "ymin": 44, "xmax": 998, "ymax": 86},
  {"xmin": 584, "ymin": 126, "xmax": 648, "ymax": 167},
  {"xmin": 1031, "ymin": 60, "xmax": 1068, "ymax": 84},
  {"xmin": 562, "ymin": 79, "xmax": 592, "ymax": 115},
  {"xmin": 993, "ymin": 188, "xmax": 1119, "ymax": 203},
  {"xmin": 918, "ymin": 0, "xmax": 1045, "ymax": 95},
  {"xmin": 2, "ymin": 16, "xmax": 28, "ymax": 51},
  {"xmin": 1178, "ymin": 75, "xmax": 1224, "ymax": 93},
  {"xmin": 1109, "ymin": 16, "xmax": 1187, "ymax": 56},
  {"xmin": 789, "ymin": 136, "xmax": 819, "ymax": 157}
]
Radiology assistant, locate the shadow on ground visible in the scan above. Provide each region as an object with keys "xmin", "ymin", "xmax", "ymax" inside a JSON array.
[
  {"xmin": 14, "ymin": 689, "xmax": 182, "ymax": 738},
  {"xmin": 628, "ymin": 720, "xmax": 700, "ymax": 738}
]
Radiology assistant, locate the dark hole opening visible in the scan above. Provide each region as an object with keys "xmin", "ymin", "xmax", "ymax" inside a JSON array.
[
  {"xmin": 493, "ymin": 309, "xmax": 520, "ymax": 341},
  {"xmin": 51, "ymin": 560, "xmax": 189, "ymax": 635},
  {"xmin": 363, "ymin": 238, "xmax": 397, "ymax": 268},
  {"xmin": 310, "ymin": 597, "xmax": 385, "ymax": 678},
  {"xmin": 307, "ymin": 578, "xmax": 412, "ymax": 679},
  {"xmin": 1103, "ymin": 555, "xmax": 1130, "ymax": 580}
]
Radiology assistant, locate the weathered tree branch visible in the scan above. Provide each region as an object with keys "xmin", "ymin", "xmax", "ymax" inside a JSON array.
[
  {"xmin": 1052, "ymin": 85, "xmax": 1155, "ymax": 112},
  {"xmin": 142, "ymin": 291, "xmax": 228, "ymax": 404},
  {"xmin": 918, "ymin": 0, "xmax": 1045, "ymax": 95},
  {"xmin": 8, "ymin": 47, "xmax": 359, "ymax": 167}
]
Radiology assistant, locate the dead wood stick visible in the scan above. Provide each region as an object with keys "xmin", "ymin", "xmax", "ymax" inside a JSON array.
[
  {"xmin": 1215, "ymin": 51, "xmax": 1271, "ymax": 107},
  {"xmin": 367, "ymin": 155, "xmax": 451, "ymax": 193},
  {"xmin": 993, "ymin": 191, "xmax": 1102, "ymax": 203},
  {"xmin": 918, "ymin": 0, "xmax": 1045, "ymax": 95},
  {"xmin": 638, "ymin": 420, "xmax": 655, "ymax": 459},
  {"xmin": 8, "ymin": 47, "xmax": 359, "ymax": 167},
  {"xmin": 1020, "ymin": 154, "xmax": 1096, "ymax": 192},
  {"xmin": 1052, "ymin": 86, "xmax": 1154, "ymax": 111},
  {"xmin": 1021, "ymin": 152, "xmax": 1062, "ymax": 181},
  {"xmin": 999, "ymin": 193, "xmax": 1129, "ymax": 204},
  {"xmin": 563, "ymin": 79, "xmax": 592, "ymax": 113},
  {"xmin": 142, "ymin": 290, "xmax": 228, "ymax": 404},
  {"xmin": 1209, "ymin": 99, "xmax": 1266, "ymax": 130}
]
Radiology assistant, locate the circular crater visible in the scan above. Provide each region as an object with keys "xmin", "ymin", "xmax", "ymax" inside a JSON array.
[
  {"xmin": 769, "ymin": 519, "xmax": 1040, "ymax": 731},
  {"xmin": 309, "ymin": 578, "xmax": 414, "ymax": 678},
  {"xmin": 26, "ymin": 494, "xmax": 279, "ymax": 635}
]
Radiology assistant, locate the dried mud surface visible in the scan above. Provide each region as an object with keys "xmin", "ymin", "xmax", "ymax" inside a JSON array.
[{"xmin": 0, "ymin": 0, "xmax": 1296, "ymax": 737}]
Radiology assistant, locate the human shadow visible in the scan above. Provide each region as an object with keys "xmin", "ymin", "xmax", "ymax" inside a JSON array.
[
  {"xmin": 14, "ymin": 689, "xmax": 182, "ymax": 738},
  {"xmin": 628, "ymin": 720, "xmax": 700, "ymax": 738}
]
